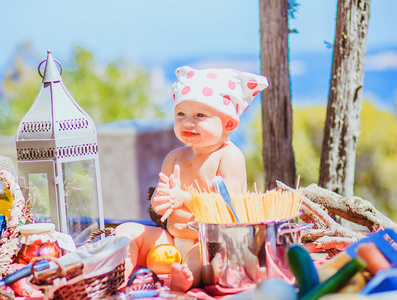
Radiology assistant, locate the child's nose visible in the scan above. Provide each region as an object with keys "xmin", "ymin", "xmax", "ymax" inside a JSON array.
[{"xmin": 184, "ymin": 117, "xmax": 196, "ymax": 127}]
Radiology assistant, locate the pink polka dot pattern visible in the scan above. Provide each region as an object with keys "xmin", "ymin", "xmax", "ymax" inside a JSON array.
[
  {"xmin": 207, "ymin": 73, "xmax": 217, "ymax": 79},
  {"xmin": 223, "ymin": 95, "xmax": 231, "ymax": 105},
  {"xmin": 202, "ymin": 87, "xmax": 213, "ymax": 97},
  {"xmin": 253, "ymin": 90, "xmax": 260, "ymax": 97},
  {"xmin": 247, "ymin": 80, "xmax": 258, "ymax": 90},
  {"xmin": 228, "ymin": 80, "xmax": 236, "ymax": 90},
  {"xmin": 187, "ymin": 70, "xmax": 195, "ymax": 79},
  {"xmin": 182, "ymin": 86, "xmax": 191, "ymax": 95},
  {"xmin": 172, "ymin": 66, "xmax": 269, "ymax": 118}
]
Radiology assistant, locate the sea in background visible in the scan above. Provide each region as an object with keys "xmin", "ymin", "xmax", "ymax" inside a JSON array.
[{"xmin": 160, "ymin": 47, "xmax": 397, "ymax": 110}]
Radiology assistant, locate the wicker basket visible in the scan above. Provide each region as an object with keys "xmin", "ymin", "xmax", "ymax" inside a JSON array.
[
  {"xmin": 31, "ymin": 257, "xmax": 125, "ymax": 300},
  {"xmin": 30, "ymin": 232, "xmax": 129, "ymax": 300}
]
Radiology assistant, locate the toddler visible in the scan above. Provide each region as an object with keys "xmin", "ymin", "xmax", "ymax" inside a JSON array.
[{"xmin": 116, "ymin": 66, "xmax": 268, "ymax": 292}]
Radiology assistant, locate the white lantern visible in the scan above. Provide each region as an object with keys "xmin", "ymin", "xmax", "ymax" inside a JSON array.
[{"xmin": 15, "ymin": 50, "xmax": 104, "ymax": 245}]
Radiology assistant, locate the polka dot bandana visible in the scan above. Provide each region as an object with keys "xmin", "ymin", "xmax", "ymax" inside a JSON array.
[{"xmin": 172, "ymin": 66, "xmax": 269, "ymax": 119}]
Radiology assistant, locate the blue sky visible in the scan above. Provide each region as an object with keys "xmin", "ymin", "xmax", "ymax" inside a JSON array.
[{"xmin": 1, "ymin": 0, "xmax": 396, "ymax": 109}]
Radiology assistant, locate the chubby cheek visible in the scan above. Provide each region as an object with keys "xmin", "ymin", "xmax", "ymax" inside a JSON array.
[
  {"xmin": 173, "ymin": 123, "xmax": 183, "ymax": 141},
  {"xmin": 200, "ymin": 120, "xmax": 224, "ymax": 139}
]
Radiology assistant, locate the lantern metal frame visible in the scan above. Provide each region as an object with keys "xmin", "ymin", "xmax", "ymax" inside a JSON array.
[{"xmin": 15, "ymin": 50, "xmax": 104, "ymax": 243}]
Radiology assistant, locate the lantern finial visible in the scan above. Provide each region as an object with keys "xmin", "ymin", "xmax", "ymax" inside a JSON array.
[{"xmin": 40, "ymin": 49, "xmax": 62, "ymax": 83}]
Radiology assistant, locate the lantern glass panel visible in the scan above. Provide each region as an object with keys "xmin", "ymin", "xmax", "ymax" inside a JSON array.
[
  {"xmin": 29, "ymin": 173, "xmax": 51, "ymax": 222},
  {"xmin": 62, "ymin": 159, "xmax": 100, "ymax": 245}
]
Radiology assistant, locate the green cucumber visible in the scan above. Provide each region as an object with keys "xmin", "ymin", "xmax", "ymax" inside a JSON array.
[
  {"xmin": 286, "ymin": 245, "xmax": 320, "ymax": 297},
  {"xmin": 300, "ymin": 257, "xmax": 366, "ymax": 300}
]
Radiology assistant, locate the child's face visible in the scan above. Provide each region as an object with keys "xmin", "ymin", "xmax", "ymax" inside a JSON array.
[{"xmin": 174, "ymin": 101, "xmax": 232, "ymax": 148}]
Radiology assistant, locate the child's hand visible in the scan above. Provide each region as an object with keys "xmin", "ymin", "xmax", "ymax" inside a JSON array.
[
  {"xmin": 152, "ymin": 165, "xmax": 187, "ymax": 222},
  {"xmin": 152, "ymin": 172, "xmax": 175, "ymax": 220}
]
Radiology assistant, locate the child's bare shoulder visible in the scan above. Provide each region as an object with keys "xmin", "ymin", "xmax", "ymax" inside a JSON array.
[
  {"xmin": 166, "ymin": 146, "xmax": 191, "ymax": 158},
  {"xmin": 220, "ymin": 141, "xmax": 245, "ymax": 160},
  {"xmin": 163, "ymin": 147, "xmax": 191, "ymax": 165}
]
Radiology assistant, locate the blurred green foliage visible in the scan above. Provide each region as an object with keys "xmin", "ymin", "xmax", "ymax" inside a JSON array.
[
  {"xmin": 0, "ymin": 45, "xmax": 165, "ymax": 135},
  {"xmin": 355, "ymin": 101, "xmax": 397, "ymax": 219},
  {"xmin": 244, "ymin": 101, "xmax": 397, "ymax": 220},
  {"xmin": 62, "ymin": 47, "xmax": 165, "ymax": 123},
  {"xmin": 1, "ymin": 54, "xmax": 40, "ymax": 135}
]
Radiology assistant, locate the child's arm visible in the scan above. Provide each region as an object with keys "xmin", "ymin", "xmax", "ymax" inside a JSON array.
[{"xmin": 217, "ymin": 143, "xmax": 248, "ymax": 193}]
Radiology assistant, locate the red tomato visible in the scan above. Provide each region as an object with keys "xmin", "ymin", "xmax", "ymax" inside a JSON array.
[
  {"xmin": 16, "ymin": 242, "xmax": 60, "ymax": 264},
  {"xmin": 38, "ymin": 242, "xmax": 61, "ymax": 258},
  {"xmin": 17, "ymin": 244, "xmax": 40, "ymax": 264},
  {"xmin": 16, "ymin": 257, "xmax": 29, "ymax": 265}
]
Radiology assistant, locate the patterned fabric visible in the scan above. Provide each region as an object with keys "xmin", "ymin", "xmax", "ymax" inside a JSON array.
[{"xmin": 172, "ymin": 66, "xmax": 269, "ymax": 119}]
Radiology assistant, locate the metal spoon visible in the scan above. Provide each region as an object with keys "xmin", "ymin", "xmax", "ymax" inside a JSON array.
[{"xmin": 212, "ymin": 176, "xmax": 240, "ymax": 223}]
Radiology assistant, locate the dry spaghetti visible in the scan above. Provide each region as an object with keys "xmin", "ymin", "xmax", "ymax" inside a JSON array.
[{"xmin": 185, "ymin": 187, "xmax": 303, "ymax": 224}]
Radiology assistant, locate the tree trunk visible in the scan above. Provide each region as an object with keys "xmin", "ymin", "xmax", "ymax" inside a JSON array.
[
  {"xmin": 319, "ymin": 0, "xmax": 371, "ymax": 196},
  {"xmin": 259, "ymin": 0, "xmax": 295, "ymax": 190}
]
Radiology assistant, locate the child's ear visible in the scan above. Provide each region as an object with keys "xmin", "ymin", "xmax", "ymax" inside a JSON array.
[{"xmin": 225, "ymin": 117, "xmax": 239, "ymax": 133}]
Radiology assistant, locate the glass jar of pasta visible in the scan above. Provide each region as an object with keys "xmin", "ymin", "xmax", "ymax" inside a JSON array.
[{"xmin": 16, "ymin": 223, "xmax": 61, "ymax": 264}]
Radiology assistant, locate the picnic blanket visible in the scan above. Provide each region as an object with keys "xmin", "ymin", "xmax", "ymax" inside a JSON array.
[
  {"xmin": 14, "ymin": 257, "xmax": 326, "ymax": 299},
  {"xmin": 15, "ymin": 272, "xmax": 255, "ymax": 300}
]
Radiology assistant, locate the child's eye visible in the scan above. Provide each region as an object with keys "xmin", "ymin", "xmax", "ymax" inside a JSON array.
[
  {"xmin": 177, "ymin": 112, "xmax": 185, "ymax": 117},
  {"xmin": 197, "ymin": 113, "xmax": 205, "ymax": 117}
]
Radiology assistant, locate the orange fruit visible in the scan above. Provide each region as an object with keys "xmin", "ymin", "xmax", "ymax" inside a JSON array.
[{"xmin": 146, "ymin": 244, "xmax": 181, "ymax": 274}]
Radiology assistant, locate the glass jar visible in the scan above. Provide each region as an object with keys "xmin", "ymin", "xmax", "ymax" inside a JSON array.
[{"xmin": 16, "ymin": 223, "xmax": 61, "ymax": 264}]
